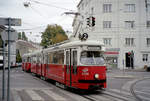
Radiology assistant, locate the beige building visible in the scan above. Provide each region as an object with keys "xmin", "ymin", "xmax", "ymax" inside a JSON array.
[{"xmin": 71, "ymin": 0, "xmax": 150, "ymax": 69}]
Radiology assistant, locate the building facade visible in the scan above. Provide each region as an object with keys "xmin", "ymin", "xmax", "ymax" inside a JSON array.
[
  {"xmin": 72, "ymin": 0, "xmax": 150, "ymax": 69},
  {"xmin": 0, "ymin": 25, "xmax": 17, "ymax": 66}
]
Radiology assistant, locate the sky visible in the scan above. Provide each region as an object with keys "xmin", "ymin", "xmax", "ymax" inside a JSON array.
[{"xmin": 0, "ymin": 0, "xmax": 80, "ymax": 43}]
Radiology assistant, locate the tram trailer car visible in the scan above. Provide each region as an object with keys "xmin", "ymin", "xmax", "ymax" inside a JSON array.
[
  {"xmin": 22, "ymin": 53, "xmax": 32, "ymax": 72},
  {"xmin": 22, "ymin": 40, "xmax": 107, "ymax": 90}
]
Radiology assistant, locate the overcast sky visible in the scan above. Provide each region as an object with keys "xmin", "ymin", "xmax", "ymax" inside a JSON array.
[{"xmin": 0, "ymin": 0, "xmax": 80, "ymax": 43}]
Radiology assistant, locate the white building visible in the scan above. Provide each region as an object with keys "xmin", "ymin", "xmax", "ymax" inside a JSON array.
[{"xmin": 72, "ymin": 0, "xmax": 150, "ymax": 69}]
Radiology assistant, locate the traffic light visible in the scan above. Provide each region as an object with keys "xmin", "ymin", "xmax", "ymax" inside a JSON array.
[
  {"xmin": 86, "ymin": 17, "xmax": 90, "ymax": 27},
  {"xmin": 92, "ymin": 17, "xmax": 95, "ymax": 27}
]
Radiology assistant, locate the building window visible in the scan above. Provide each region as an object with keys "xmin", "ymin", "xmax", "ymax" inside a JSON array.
[
  {"xmin": 147, "ymin": 38, "xmax": 150, "ymax": 47},
  {"xmin": 103, "ymin": 21, "xmax": 112, "ymax": 28},
  {"xmin": 125, "ymin": 38, "xmax": 134, "ymax": 46},
  {"xmin": 103, "ymin": 38, "xmax": 111, "ymax": 45},
  {"xmin": 91, "ymin": 7, "xmax": 94, "ymax": 15},
  {"xmin": 103, "ymin": 4, "xmax": 112, "ymax": 13},
  {"xmin": 125, "ymin": 4, "xmax": 135, "ymax": 12},
  {"xmin": 146, "ymin": 4, "xmax": 150, "ymax": 12},
  {"xmin": 125, "ymin": 21, "xmax": 135, "ymax": 29},
  {"xmin": 143, "ymin": 54, "xmax": 148, "ymax": 61},
  {"xmin": 147, "ymin": 21, "xmax": 150, "ymax": 28},
  {"xmin": 82, "ymin": 3, "xmax": 84, "ymax": 10}
]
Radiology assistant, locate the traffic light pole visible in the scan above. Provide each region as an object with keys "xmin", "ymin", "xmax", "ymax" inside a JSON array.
[
  {"xmin": 7, "ymin": 18, "xmax": 11, "ymax": 101},
  {"xmin": 2, "ymin": 41, "xmax": 6, "ymax": 101}
]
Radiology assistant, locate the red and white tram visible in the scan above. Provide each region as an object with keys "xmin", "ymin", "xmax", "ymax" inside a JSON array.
[{"xmin": 22, "ymin": 40, "xmax": 107, "ymax": 90}]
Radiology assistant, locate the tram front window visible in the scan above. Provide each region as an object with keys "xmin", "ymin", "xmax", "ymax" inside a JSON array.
[{"xmin": 80, "ymin": 51, "xmax": 105, "ymax": 65}]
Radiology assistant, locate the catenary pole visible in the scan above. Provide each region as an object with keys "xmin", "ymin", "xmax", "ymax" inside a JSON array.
[
  {"xmin": 2, "ymin": 41, "xmax": 5, "ymax": 101},
  {"xmin": 7, "ymin": 18, "xmax": 11, "ymax": 101}
]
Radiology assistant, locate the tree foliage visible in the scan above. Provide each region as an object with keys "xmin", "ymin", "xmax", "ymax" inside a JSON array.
[
  {"xmin": 18, "ymin": 32, "xmax": 28, "ymax": 41},
  {"xmin": 41, "ymin": 24, "xmax": 68, "ymax": 48},
  {"xmin": 16, "ymin": 49, "xmax": 22, "ymax": 62}
]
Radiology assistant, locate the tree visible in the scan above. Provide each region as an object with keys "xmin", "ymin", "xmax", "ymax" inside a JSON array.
[
  {"xmin": 18, "ymin": 32, "xmax": 22, "ymax": 40},
  {"xmin": 16, "ymin": 49, "xmax": 22, "ymax": 62},
  {"xmin": 41, "ymin": 24, "xmax": 68, "ymax": 48},
  {"xmin": 18, "ymin": 32, "xmax": 28, "ymax": 41},
  {"xmin": 22, "ymin": 32, "xmax": 28, "ymax": 41}
]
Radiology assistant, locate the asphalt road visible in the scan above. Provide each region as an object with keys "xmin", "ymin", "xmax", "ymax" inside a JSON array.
[{"xmin": 0, "ymin": 67, "xmax": 150, "ymax": 101}]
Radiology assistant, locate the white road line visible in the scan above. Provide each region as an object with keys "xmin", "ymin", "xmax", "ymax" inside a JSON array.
[
  {"xmin": 12, "ymin": 88, "xmax": 52, "ymax": 91},
  {"xmin": 59, "ymin": 90, "xmax": 89, "ymax": 101},
  {"xmin": 90, "ymin": 95, "xmax": 111, "ymax": 101},
  {"xmin": 41, "ymin": 90, "xmax": 66, "ymax": 101},
  {"xmin": 103, "ymin": 91, "xmax": 135, "ymax": 101},
  {"xmin": 102, "ymin": 94, "xmax": 124, "ymax": 101},
  {"xmin": 11, "ymin": 89, "xmax": 22, "ymax": 101},
  {"xmin": 135, "ymin": 90, "xmax": 150, "ymax": 96},
  {"xmin": 25, "ymin": 90, "xmax": 44, "ymax": 101},
  {"xmin": 138, "ymin": 95, "xmax": 150, "ymax": 101},
  {"xmin": 109, "ymin": 89, "xmax": 132, "ymax": 96}
]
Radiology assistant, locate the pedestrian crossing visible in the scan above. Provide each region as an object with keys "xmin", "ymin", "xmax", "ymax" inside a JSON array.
[{"xmin": 11, "ymin": 88, "xmax": 150, "ymax": 101}]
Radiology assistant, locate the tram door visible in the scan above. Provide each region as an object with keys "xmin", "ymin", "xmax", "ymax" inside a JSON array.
[{"xmin": 66, "ymin": 49, "xmax": 77, "ymax": 87}]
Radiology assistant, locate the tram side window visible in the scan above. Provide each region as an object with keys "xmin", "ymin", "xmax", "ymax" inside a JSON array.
[
  {"xmin": 73, "ymin": 51, "xmax": 77, "ymax": 65},
  {"xmin": 53, "ymin": 52, "xmax": 58, "ymax": 64},
  {"xmin": 73, "ymin": 51, "xmax": 77, "ymax": 74},
  {"xmin": 48, "ymin": 53, "xmax": 53, "ymax": 64},
  {"xmin": 44, "ymin": 54, "xmax": 48, "ymax": 64},
  {"xmin": 58, "ymin": 51, "xmax": 64, "ymax": 64},
  {"xmin": 32, "ymin": 56, "xmax": 36, "ymax": 63},
  {"xmin": 27, "ymin": 57, "xmax": 30, "ymax": 62},
  {"xmin": 66, "ymin": 51, "xmax": 70, "ymax": 74},
  {"xmin": 66, "ymin": 51, "xmax": 69, "ymax": 65},
  {"xmin": 48, "ymin": 51, "xmax": 64, "ymax": 64},
  {"xmin": 30, "ymin": 57, "xmax": 33, "ymax": 63},
  {"xmin": 38, "ymin": 55, "xmax": 42, "ymax": 63}
]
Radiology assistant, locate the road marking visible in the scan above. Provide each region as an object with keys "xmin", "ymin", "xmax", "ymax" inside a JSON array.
[
  {"xmin": 25, "ymin": 90, "xmax": 44, "ymax": 101},
  {"xmin": 135, "ymin": 90, "xmax": 150, "ymax": 96},
  {"xmin": 90, "ymin": 95, "xmax": 111, "ymax": 101},
  {"xmin": 59, "ymin": 90, "xmax": 89, "ymax": 101},
  {"xmin": 11, "ymin": 89, "xmax": 22, "ymax": 101},
  {"xmin": 41, "ymin": 90, "xmax": 66, "ymax": 101},
  {"xmin": 122, "ymin": 79, "xmax": 139, "ymax": 91},
  {"xmin": 103, "ymin": 91, "xmax": 134, "ymax": 101},
  {"xmin": 102, "ymin": 94, "xmax": 124, "ymax": 101},
  {"xmin": 109, "ymin": 89, "xmax": 131, "ymax": 96},
  {"xmin": 12, "ymin": 87, "xmax": 52, "ymax": 91},
  {"xmin": 138, "ymin": 95, "xmax": 150, "ymax": 101}
]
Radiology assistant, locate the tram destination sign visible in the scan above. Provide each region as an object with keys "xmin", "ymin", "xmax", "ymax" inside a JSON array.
[
  {"xmin": 88, "ymin": 46, "xmax": 101, "ymax": 50},
  {"xmin": 0, "ymin": 18, "xmax": 21, "ymax": 26}
]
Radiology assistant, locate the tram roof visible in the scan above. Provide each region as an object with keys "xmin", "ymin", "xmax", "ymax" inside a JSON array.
[
  {"xmin": 43, "ymin": 40, "xmax": 104, "ymax": 52},
  {"xmin": 23, "ymin": 40, "xmax": 105, "ymax": 56},
  {"xmin": 22, "ymin": 49, "xmax": 42, "ymax": 57},
  {"xmin": 60, "ymin": 40, "xmax": 104, "ymax": 48}
]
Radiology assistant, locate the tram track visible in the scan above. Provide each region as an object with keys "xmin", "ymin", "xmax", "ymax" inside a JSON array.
[
  {"xmin": 27, "ymin": 72, "xmax": 132, "ymax": 101},
  {"xmin": 130, "ymin": 77, "xmax": 150, "ymax": 101},
  {"xmin": 24, "ymin": 70, "xmax": 146, "ymax": 101}
]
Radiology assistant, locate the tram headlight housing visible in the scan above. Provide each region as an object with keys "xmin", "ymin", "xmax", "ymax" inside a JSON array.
[{"xmin": 94, "ymin": 74, "xmax": 99, "ymax": 79}]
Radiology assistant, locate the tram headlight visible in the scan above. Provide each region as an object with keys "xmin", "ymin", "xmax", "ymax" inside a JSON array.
[{"xmin": 94, "ymin": 74, "xmax": 99, "ymax": 79}]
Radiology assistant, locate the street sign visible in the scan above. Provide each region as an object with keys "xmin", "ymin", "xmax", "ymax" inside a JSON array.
[
  {"xmin": 1, "ymin": 30, "xmax": 18, "ymax": 41},
  {"xmin": 0, "ymin": 18, "xmax": 21, "ymax": 26}
]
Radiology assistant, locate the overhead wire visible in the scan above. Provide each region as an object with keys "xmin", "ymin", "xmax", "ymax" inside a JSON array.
[{"xmin": 29, "ymin": 0, "xmax": 75, "ymax": 11}]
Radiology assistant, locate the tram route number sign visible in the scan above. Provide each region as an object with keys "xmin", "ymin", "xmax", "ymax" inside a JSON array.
[{"xmin": 0, "ymin": 18, "xmax": 21, "ymax": 26}]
